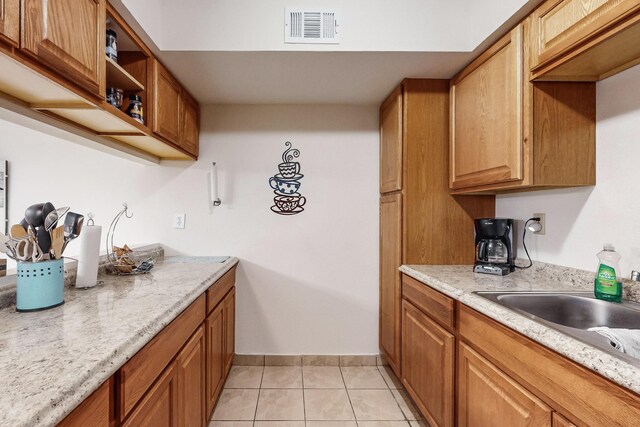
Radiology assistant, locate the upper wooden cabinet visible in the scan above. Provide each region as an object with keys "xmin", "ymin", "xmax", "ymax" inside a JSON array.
[
  {"xmin": 451, "ymin": 26, "xmax": 524, "ymax": 190},
  {"xmin": 380, "ymin": 86, "xmax": 403, "ymax": 193},
  {"xmin": 0, "ymin": 1, "xmax": 199, "ymax": 161},
  {"xmin": 0, "ymin": 0, "xmax": 19, "ymax": 47},
  {"xmin": 450, "ymin": 21, "xmax": 596, "ymax": 194},
  {"xmin": 180, "ymin": 88, "xmax": 200, "ymax": 157},
  {"xmin": 458, "ymin": 343, "xmax": 552, "ymax": 427},
  {"xmin": 152, "ymin": 59, "xmax": 181, "ymax": 144},
  {"xmin": 22, "ymin": 0, "xmax": 105, "ymax": 96},
  {"xmin": 151, "ymin": 59, "xmax": 200, "ymax": 157},
  {"xmin": 531, "ymin": 0, "xmax": 640, "ymax": 80}
]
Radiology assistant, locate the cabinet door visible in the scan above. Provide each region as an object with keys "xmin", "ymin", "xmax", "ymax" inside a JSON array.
[
  {"xmin": 450, "ymin": 25, "xmax": 524, "ymax": 190},
  {"xmin": 0, "ymin": 0, "xmax": 19, "ymax": 47},
  {"xmin": 531, "ymin": 0, "xmax": 640, "ymax": 68},
  {"xmin": 206, "ymin": 303, "xmax": 225, "ymax": 417},
  {"xmin": 380, "ymin": 192, "xmax": 402, "ymax": 374},
  {"xmin": 58, "ymin": 378, "xmax": 112, "ymax": 427},
  {"xmin": 153, "ymin": 60, "xmax": 181, "ymax": 144},
  {"xmin": 123, "ymin": 362, "xmax": 178, "ymax": 427},
  {"xmin": 223, "ymin": 288, "xmax": 236, "ymax": 375},
  {"xmin": 458, "ymin": 343, "xmax": 552, "ymax": 427},
  {"xmin": 180, "ymin": 89, "xmax": 199, "ymax": 157},
  {"xmin": 177, "ymin": 326, "xmax": 206, "ymax": 427},
  {"xmin": 380, "ymin": 86, "xmax": 403, "ymax": 193},
  {"xmin": 22, "ymin": 0, "xmax": 104, "ymax": 95},
  {"xmin": 402, "ymin": 301, "xmax": 454, "ymax": 427}
]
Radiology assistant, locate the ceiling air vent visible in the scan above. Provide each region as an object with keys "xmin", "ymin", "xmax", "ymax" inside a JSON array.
[{"xmin": 285, "ymin": 9, "xmax": 340, "ymax": 44}]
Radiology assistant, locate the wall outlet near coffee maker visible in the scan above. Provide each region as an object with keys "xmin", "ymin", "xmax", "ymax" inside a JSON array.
[{"xmin": 532, "ymin": 213, "xmax": 545, "ymax": 235}]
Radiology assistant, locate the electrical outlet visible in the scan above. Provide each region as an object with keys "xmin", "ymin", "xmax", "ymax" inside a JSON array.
[
  {"xmin": 533, "ymin": 212, "xmax": 545, "ymax": 235},
  {"xmin": 174, "ymin": 213, "xmax": 186, "ymax": 229}
]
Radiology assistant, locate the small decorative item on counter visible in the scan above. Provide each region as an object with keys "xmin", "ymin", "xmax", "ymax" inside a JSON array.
[
  {"xmin": 126, "ymin": 95, "xmax": 144, "ymax": 124},
  {"xmin": 105, "ymin": 203, "xmax": 155, "ymax": 275},
  {"xmin": 106, "ymin": 87, "xmax": 124, "ymax": 109},
  {"xmin": 106, "ymin": 29, "xmax": 118, "ymax": 61},
  {"xmin": 2, "ymin": 202, "xmax": 84, "ymax": 311}
]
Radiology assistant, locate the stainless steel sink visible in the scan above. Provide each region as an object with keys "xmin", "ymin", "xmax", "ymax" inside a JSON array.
[{"xmin": 474, "ymin": 291, "xmax": 640, "ymax": 366}]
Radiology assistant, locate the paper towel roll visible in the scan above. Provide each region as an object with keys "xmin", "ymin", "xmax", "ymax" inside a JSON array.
[{"xmin": 76, "ymin": 224, "xmax": 102, "ymax": 288}]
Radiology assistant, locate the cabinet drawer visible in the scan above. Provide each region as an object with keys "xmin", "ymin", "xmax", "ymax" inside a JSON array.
[
  {"xmin": 459, "ymin": 305, "xmax": 640, "ymax": 427},
  {"xmin": 119, "ymin": 295, "xmax": 205, "ymax": 420},
  {"xmin": 402, "ymin": 275, "xmax": 454, "ymax": 330},
  {"xmin": 207, "ymin": 266, "xmax": 237, "ymax": 314},
  {"xmin": 58, "ymin": 377, "xmax": 113, "ymax": 426}
]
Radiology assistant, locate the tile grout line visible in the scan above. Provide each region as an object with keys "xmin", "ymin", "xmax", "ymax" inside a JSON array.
[
  {"xmin": 253, "ymin": 365, "xmax": 266, "ymax": 425},
  {"xmin": 301, "ymin": 365, "xmax": 307, "ymax": 427},
  {"xmin": 339, "ymin": 366, "xmax": 358, "ymax": 424},
  {"xmin": 385, "ymin": 367, "xmax": 415, "ymax": 424}
]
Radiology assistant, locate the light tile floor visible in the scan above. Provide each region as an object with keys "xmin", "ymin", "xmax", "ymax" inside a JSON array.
[{"xmin": 210, "ymin": 365, "xmax": 428, "ymax": 427}]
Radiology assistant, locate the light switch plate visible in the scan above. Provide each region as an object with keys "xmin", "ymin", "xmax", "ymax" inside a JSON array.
[{"xmin": 174, "ymin": 213, "xmax": 186, "ymax": 229}]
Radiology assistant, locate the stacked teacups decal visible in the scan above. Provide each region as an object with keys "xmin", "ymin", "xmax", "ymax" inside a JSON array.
[{"xmin": 269, "ymin": 142, "xmax": 306, "ymax": 215}]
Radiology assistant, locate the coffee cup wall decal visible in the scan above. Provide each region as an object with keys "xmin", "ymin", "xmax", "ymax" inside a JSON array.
[{"xmin": 269, "ymin": 142, "xmax": 306, "ymax": 215}]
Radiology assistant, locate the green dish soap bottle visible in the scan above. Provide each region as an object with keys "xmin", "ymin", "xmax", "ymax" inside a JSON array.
[{"xmin": 594, "ymin": 244, "xmax": 623, "ymax": 303}]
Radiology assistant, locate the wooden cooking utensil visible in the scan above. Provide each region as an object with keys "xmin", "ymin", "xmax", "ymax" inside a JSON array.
[
  {"xmin": 51, "ymin": 226, "xmax": 65, "ymax": 260},
  {"xmin": 10, "ymin": 224, "xmax": 27, "ymax": 239}
]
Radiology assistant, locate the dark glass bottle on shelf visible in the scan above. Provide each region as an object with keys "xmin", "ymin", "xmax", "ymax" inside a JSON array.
[{"xmin": 126, "ymin": 95, "xmax": 144, "ymax": 124}]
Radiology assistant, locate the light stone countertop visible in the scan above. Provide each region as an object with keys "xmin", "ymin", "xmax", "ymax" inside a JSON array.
[
  {"xmin": 0, "ymin": 256, "xmax": 239, "ymax": 427},
  {"xmin": 400, "ymin": 263, "xmax": 640, "ymax": 394}
]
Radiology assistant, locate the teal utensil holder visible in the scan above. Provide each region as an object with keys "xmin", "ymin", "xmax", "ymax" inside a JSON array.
[{"xmin": 16, "ymin": 258, "xmax": 65, "ymax": 312}]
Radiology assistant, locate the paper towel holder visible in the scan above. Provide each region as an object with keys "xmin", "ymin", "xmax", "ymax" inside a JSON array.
[{"xmin": 211, "ymin": 162, "xmax": 222, "ymax": 207}]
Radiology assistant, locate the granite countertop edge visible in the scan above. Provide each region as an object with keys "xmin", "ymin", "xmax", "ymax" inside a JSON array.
[
  {"xmin": 400, "ymin": 265, "xmax": 640, "ymax": 394},
  {"xmin": 33, "ymin": 257, "xmax": 239, "ymax": 427}
]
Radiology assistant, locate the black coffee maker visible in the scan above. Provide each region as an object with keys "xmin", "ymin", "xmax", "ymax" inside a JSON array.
[{"xmin": 474, "ymin": 218, "xmax": 516, "ymax": 276}]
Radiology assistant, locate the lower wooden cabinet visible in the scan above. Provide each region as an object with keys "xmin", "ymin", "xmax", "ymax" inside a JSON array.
[
  {"xmin": 58, "ymin": 378, "xmax": 113, "ymax": 426},
  {"xmin": 206, "ymin": 301, "xmax": 226, "ymax": 417},
  {"xmin": 177, "ymin": 326, "xmax": 206, "ymax": 427},
  {"xmin": 398, "ymin": 275, "xmax": 640, "ymax": 427},
  {"xmin": 401, "ymin": 300, "xmax": 454, "ymax": 427},
  {"xmin": 379, "ymin": 192, "xmax": 402, "ymax": 374},
  {"xmin": 224, "ymin": 288, "xmax": 236, "ymax": 374},
  {"xmin": 123, "ymin": 362, "xmax": 179, "ymax": 427},
  {"xmin": 457, "ymin": 343, "xmax": 552, "ymax": 427}
]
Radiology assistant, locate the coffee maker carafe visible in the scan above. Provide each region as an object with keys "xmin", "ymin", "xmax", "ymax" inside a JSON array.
[{"xmin": 474, "ymin": 218, "xmax": 516, "ymax": 276}]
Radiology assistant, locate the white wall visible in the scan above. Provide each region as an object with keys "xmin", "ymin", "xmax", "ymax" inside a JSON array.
[
  {"xmin": 0, "ymin": 104, "xmax": 380, "ymax": 355},
  {"xmin": 122, "ymin": 0, "xmax": 530, "ymax": 52},
  {"xmin": 496, "ymin": 64, "xmax": 640, "ymax": 277}
]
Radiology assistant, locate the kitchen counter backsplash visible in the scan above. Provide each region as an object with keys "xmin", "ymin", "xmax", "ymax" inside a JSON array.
[{"xmin": 0, "ymin": 244, "xmax": 164, "ymax": 309}]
